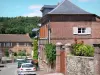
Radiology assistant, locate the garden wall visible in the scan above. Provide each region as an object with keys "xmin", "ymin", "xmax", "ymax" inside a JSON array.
[{"xmin": 67, "ymin": 56, "xmax": 94, "ymax": 75}]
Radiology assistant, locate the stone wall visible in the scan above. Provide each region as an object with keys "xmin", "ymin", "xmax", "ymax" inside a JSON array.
[{"xmin": 67, "ymin": 56, "xmax": 94, "ymax": 75}]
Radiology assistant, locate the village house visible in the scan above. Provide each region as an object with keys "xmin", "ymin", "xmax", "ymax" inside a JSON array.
[
  {"xmin": 0, "ymin": 34, "xmax": 32, "ymax": 56},
  {"xmin": 38, "ymin": 0, "xmax": 100, "ymax": 64}
]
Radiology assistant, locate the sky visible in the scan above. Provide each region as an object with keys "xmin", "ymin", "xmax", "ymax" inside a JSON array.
[{"xmin": 0, "ymin": 0, "xmax": 100, "ymax": 17}]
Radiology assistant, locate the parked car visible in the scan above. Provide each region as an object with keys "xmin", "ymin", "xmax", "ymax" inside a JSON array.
[
  {"xmin": 16, "ymin": 59, "xmax": 27, "ymax": 68},
  {"xmin": 25, "ymin": 57, "xmax": 33, "ymax": 63},
  {"xmin": 17, "ymin": 63, "xmax": 36, "ymax": 75}
]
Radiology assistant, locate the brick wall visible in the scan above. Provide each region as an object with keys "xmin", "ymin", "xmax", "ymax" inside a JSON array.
[
  {"xmin": 50, "ymin": 21, "xmax": 100, "ymax": 45},
  {"xmin": 0, "ymin": 42, "xmax": 32, "ymax": 56}
]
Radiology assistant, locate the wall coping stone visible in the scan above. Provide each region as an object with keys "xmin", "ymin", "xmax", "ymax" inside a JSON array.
[{"xmin": 66, "ymin": 55, "xmax": 94, "ymax": 60}]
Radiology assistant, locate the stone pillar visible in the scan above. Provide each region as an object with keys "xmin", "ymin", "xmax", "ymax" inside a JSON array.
[
  {"xmin": 93, "ymin": 44, "xmax": 100, "ymax": 75},
  {"xmin": 64, "ymin": 43, "xmax": 71, "ymax": 75},
  {"xmin": 56, "ymin": 42, "xmax": 63, "ymax": 73},
  {"xmin": 65, "ymin": 43, "xmax": 71, "ymax": 55}
]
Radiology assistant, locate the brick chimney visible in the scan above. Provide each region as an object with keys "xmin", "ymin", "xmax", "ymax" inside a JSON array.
[{"xmin": 26, "ymin": 33, "xmax": 29, "ymax": 36}]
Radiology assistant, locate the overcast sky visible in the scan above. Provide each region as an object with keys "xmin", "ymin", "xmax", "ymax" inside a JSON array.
[{"xmin": 0, "ymin": 0, "xmax": 100, "ymax": 17}]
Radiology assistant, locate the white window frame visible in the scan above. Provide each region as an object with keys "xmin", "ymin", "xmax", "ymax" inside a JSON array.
[
  {"xmin": 24, "ymin": 43, "xmax": 28, "ymax": 46},
  {"xmin": 16, "ymin": 43, "xmax": 19, "ymax": 46},
  {"xmin": 73, "ymin": 27, "xmax": 91, "ymax": 35}
]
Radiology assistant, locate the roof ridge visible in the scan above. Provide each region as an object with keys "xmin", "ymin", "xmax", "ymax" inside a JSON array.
[
  {"xmin": 48, "ymin": 0, "xmax": 92, "ymax": 15},
  {"xmin": 48, "ymin": 0, "xmax": 65, "ymax": 14}
]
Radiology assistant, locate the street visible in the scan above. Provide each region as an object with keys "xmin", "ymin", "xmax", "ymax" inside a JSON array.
[
  {"xmin": 0, "ymin": 63, "xmax": 48, "ymax": 75},
  {"xmin": 0, "ymin": 63, "xmax": 18, "ymax": 75}
]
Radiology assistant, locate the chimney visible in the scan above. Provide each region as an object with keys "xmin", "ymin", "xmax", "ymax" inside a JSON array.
[
  {"xmin": 57, "ymin": 2, "xmax": 60, "ymax": 5},
  {"xmin": 26, "ymin": 33, "xmax": 29, "ymax": 36}
]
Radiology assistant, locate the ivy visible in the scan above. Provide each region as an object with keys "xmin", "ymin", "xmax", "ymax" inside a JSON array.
[
  {"xmin": 44, "ymin": 43, "xmax": 56, "ymax": 68},
  {"xmin": 33, "ymin": 39, "xmax": 38, "ymax": 60}
]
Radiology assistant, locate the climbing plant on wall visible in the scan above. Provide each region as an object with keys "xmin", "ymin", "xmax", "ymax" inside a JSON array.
[
  {"xmin": 33, "ymin": 39, "xmax": 38, "ymax": 60},
  {"xmin": 44, "ymin": 43, "xmax": 56, "ymax": 68}
]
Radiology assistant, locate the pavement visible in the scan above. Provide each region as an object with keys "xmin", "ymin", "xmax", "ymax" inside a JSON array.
[{"xmin": 37, "ymin": 63, "xmax": 49, "ymax": 75}]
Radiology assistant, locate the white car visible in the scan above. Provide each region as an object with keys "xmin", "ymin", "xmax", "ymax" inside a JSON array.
[{"xmin": 17, "ymin": 63, "xmax": 36, "ymax": 75}]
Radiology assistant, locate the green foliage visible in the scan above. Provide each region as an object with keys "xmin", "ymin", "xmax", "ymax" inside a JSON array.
[
  {"xmin": 33, "ymin": 39, "xmax": 38, "ymax": 60},
  {"xmin": 0, "ymin": 16, "xmax": 41, "ymax": 37},
  {"xmin": 17, "ymin": 50, "xmax": 26, "ymax": 56},
  {"xmin": 72, "ymin": 44, "xmax": 94, "ymax": 57},
  {"xmin": 14, "ymin": 52, "xmax": 17, "ymax": 56},
  {"xmin": 4, "ymin": 48, "xmax": 9, "ymax": 57},
  {"xmin": 44, "ymin": 43, "xmax": 56, "ymax": 68}
]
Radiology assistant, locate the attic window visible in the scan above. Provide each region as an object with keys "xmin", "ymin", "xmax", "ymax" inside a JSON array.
[{"xmin": 73, "ymin": 27, "xmax": 91, "ymax": 35}]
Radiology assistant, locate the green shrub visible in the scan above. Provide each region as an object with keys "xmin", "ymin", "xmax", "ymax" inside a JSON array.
[
  {"xmin": 72, "ymin": 44, "xmax": 94, "ymax": 57},
  {"xmin": 17, "ymin": 50, "xmax": 26, "ymax": 56},
  {"xmin": 14, "ymin": 52, "xmax": 17, "ymax": 56}
]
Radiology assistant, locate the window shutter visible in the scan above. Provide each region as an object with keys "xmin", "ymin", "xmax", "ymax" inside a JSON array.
[
  {"xmin": 73, "ymin": 27, "xmax": 78, "ymax": 34},
  {"xmin": 86, "ymin": 27, "xmax": 91, "ymax": 34}
]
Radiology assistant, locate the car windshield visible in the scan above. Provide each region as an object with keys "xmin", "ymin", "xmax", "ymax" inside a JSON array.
[
  {"xmin": 26, "ymin": 59, "xmax": 32, "ymax": 63},
  {"xmin": 17, "ymin": 59, "xmax": 26, "ymax": 63},
  {"xmin": 19, "ymin": 60, "xmax": 25, "ymax": 62},
  {"xmin": 22, "ymin": 64, "xmax": 33, "ymax": 68}
]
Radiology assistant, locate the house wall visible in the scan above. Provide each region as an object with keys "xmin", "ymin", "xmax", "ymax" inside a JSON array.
[
  {"xmin": 0, "ymin": 42, "xmax": 32, "ymax": 56},
  {"xmin": 50, "ymin": 21, "xmax": 100, "ymax": 45},
  {"xmin": 39, "ymin": 15, "xmax": 100, "ymax": 73}
]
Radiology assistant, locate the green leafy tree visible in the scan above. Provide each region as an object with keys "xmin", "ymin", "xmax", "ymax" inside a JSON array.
[
  {"xmin": 44, "ymin": 43, "xmax": 56, "ymax": 69},
  {"xmin": 17, "ymin": 50, "xmax": 26, "ymax": 56},
  {"xmin": 33, "ymin": 39, "xmax": 38, "ymax": 60},
  {"xmin": 0, "ymin": 16, "xmax": 41, "ymax": 37},
  {"xmin": 4, "ymin": 48, "xmax": 9, "ymax": 57}
]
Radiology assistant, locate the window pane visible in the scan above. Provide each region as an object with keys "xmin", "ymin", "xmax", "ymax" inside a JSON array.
[
  {"xmin": 78, "ymin": 28, "xmax": 81, "ymax": 31},
  {"xmin": 22, "ymin": 64, "xmax": 33, "ymax": 68},
  {"xmin": 82, "ymin": 28, "xmax": 86, "ymax": 33},
  {"xmin": 78, "ymin": 28, "xmax": 82, "ymax": 33},
  {"xmin": 6, "ymin": 43, "xmax": 10, "ymax": 47},
  {"xmin": 78, "ymin": 30, "xmax": 81, "ymax": 33}
]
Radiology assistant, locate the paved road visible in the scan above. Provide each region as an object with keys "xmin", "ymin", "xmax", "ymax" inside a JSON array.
[
  {"xmin": 0, "ymin": 63, "xmax": 17, "ymax": 75},
  {"xmin": 0, "ymin": 63, "xmax": 48, "ymax": 75}
]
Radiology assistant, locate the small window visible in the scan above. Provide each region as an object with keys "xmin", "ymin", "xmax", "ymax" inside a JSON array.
[
  {"xmin": 6, "ymin": 43, "xmax": 11, "ymax": 47},
  {"xmin": 0, "ymin": 43, "xmax": 1, "ymax": 47},
  {"xmin": 73, "ymin": 27, "xmax": 91, "ymax": 35},
  {"xmin": 78, "ymin": 28, "xmax": 86, "ymax": 34},
  {"xmin": 24, "ymin": 43, "xmax": 29, "ymax": 46},
  {"xmin": 4, "ymin": 43, "xmax": 12, "ymax": 47}
]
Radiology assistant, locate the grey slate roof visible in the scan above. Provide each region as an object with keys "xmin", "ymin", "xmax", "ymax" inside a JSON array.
[
  {"xmin": 40, "ymin": 5, "xmax": 57, "ymax": 11},
  {"xmin": 48, "ymin": 0, "xmax": 91, "ymax": 15}
]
